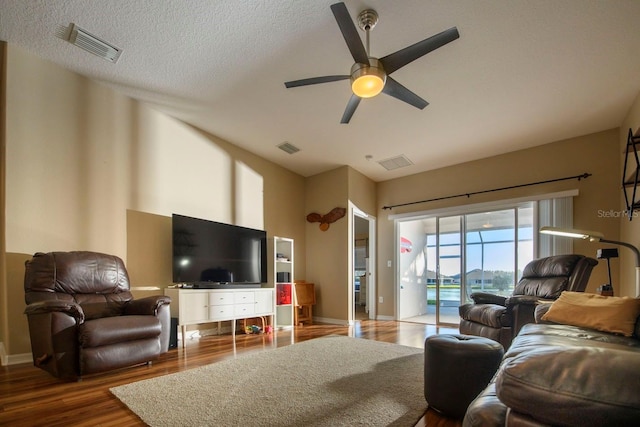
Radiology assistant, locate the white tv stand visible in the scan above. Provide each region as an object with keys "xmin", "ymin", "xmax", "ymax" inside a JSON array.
[{"xmin": 164, "ymin": 287, "xmax": 274, "ymax": 348}]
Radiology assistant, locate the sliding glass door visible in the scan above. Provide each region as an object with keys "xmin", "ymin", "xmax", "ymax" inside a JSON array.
[{"xmin": 398, "ymin": 204, "xmax": 534, "ymax": 325}]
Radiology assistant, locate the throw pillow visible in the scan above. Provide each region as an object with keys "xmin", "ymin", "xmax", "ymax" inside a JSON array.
[{"xmin": 541, "ymin": 291, "xmax": 640, "ymax": 336}]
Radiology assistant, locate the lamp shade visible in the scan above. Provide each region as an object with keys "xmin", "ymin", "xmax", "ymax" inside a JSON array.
[
  {"xmin": 350, "ymin": 59, "xmax": 386, "ymax": 98},
  {"xmin": 539, "ymin": 226, "xmax": 604, "ymax": 242}
]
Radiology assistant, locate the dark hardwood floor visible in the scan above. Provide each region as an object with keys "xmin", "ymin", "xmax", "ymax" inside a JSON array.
[{"xmin": 0, "ymin": 320, "xmax": 462, "ymax": 427}]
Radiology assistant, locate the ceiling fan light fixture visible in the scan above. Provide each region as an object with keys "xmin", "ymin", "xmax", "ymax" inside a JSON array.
[{"xmin": 350, "ymin": 59, "xmax": 386, "ymax": 98}]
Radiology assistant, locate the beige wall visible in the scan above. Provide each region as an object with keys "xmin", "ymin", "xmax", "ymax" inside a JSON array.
[
  {"xmin": 303, "ymin": 166, "xmax": 377, "ymax": 324},
  {"xmin": 2, "ymin": 45, "xmax": 306, "ymax": 357},
  {"xmin": 376, "ymin": 129, "xmax": 622, "ymax": 317},
  {"xmin": 348, "ymin": 167, "xmax": 377, "ymax": 215},
  {"xmin": 620, "ymin": 91, "xmax": 640, "ymax": 297},
  {"xmin": 305, "ymin": 167, "xmax": 350, "ymax": 323}
]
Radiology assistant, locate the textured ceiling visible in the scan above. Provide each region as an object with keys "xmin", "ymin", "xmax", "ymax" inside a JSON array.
[{"xmin": 2, "ymin": 0, "xmax": 640, "ymax": 182}]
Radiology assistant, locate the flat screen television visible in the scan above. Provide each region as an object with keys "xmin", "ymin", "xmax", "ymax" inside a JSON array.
[{"xmin": 172, "ymin": 214, "xmax": 267, "ymax": 288}]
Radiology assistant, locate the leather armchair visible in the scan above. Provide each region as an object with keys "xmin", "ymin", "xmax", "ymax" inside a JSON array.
[
  {"xmin": 458, "ymin": 254, "xmax": 597, "ymax": 349},
  {"xmin": 24, "ymin": 251, "xmax": 172, "ymax": 380}
]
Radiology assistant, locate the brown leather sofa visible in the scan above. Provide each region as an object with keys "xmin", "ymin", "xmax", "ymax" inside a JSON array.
[
  {"xmin": 463, "ymin": 304, "xmax": 640, "ymax": 426},
  {"xmin": 459, "ymin": 254, "xmax": 597, "ymax": 349},
  {"xmin": 24, "ymin": 251, "xmax": 172, "ymax": 380}
]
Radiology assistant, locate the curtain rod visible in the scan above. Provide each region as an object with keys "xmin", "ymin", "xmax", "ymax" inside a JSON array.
[{"xmin": 382, "ymin": 172, "xmax": 592, "ymax": 211}]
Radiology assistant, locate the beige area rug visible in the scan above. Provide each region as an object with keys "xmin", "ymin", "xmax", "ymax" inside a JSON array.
[{"xmin": 110, "ymin": 336, "xmax": 426, "ymax": 427}]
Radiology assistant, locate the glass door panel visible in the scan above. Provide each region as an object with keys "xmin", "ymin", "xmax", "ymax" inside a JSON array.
[
  {"xmin": 465, "ymin": 210, "xmax": 515, "ymax": 301},
  {"xmin": 517, "ymin": 206, "xmax": 534, "ymax": 281},
  {"xmin": 398, "ymin": 218, "xmax": 432, "ymax": 322},
  {"xmin": 437, "ymin": 216, "xmax": 461, "ymax": 324}
]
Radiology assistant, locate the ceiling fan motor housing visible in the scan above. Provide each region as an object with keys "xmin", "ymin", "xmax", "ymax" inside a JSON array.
[{"xmin": 350, "ymin": 58, "xmax": 386, "ymax": 98}]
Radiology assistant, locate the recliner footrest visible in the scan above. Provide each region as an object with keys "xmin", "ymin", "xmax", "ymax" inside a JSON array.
[{"xmin": 79, "ymin": 315, "xmax": 162, "ymax": 348}]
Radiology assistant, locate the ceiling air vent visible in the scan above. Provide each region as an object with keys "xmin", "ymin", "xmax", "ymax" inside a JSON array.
[
  {"xmin": 66, "ymin": 24, "xmax": 122, "ymax": 63},
  {"xmin": 378, "ymin": 155, "xmax": 413, "ymax": 171},
  {"xmin": 277, "ymin": 142, "xmax": 300, "ymax": 155}
]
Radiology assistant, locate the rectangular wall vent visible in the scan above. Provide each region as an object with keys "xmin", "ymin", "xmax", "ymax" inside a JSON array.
[
  {"xmin": 378, "ymin": 155, "xmax": 414, "ymax": 171},
  {"xmin": 277, "ymin": 142, "xmax": 300, "ymax": 155},
  {"xmin": 69, "ymin": 24, "xmax": 122, "ymax": 63}
]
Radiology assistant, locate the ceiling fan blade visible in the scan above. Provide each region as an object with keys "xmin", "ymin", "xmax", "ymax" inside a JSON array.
[
  {"xmin": 380, "ymin": 27, "xmax": 459, "ymax": 74},
  {"xmin": 382, "ymin": 77, "xmax": 429, "ymax": 109},
  {"xmin": 341, "ymin": 94, "xmax": 361, "ymax": 124},
  {"xmin": 330, "ymin": 2, "xmax": 369, "ymax": 65},
  {"xmin": 285, "ymin": 75, "xmax": 349, "ymax": 88}
]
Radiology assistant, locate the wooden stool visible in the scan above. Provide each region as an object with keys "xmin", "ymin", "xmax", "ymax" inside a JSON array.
[{"xmin": 294, "ymin": 281, "xmax": 316, "ymax": 326}]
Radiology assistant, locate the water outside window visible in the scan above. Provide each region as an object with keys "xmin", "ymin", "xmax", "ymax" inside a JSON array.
[{"xmin": 398, "ymin": 204, "xmax": 534, "ymax": 325}]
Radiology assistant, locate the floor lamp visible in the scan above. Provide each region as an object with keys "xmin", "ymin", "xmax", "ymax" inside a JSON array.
[
  {"xmin": 596, "ymin": 248, "xmax": 618, "ymax": 295},
  {"xmin": 539, "ymin": 226, "xmax": 640, "ymax": 297}
]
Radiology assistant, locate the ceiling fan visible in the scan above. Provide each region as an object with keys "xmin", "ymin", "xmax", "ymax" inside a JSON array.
[{"xmin": 284, "ymin": 2, "xmax": 459, "ymax": 124}]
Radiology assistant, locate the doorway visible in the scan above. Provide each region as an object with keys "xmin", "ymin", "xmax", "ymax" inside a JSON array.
[{"xmin": 353, "ymin": 208, "xmax": 376, "ymax": 322}]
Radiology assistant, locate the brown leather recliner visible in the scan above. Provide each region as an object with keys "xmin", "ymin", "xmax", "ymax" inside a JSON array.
[
  {"xmin": 24, "ymin": 251, "xmax": 172, "ymax": 380},
  {"xmin": 458, "ymin": 254, "xmax": 597, "ymax": 349}
]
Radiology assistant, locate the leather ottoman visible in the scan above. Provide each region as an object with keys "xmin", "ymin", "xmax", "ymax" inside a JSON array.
[{"xmin": 424, "ymin": 334, "xmax": 504, "ymax": 419}]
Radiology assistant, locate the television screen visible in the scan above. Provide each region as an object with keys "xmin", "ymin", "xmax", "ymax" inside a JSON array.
[{"xmin": 172, "ymin": 214, "xmax": 267, "ymax": 286}]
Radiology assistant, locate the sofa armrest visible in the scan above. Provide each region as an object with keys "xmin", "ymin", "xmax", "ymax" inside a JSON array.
[
  {"xmin": 24, "ymin": 300, "xmax": 84, "ymax": 323},
  {"xmin": 534, "ymin": 302, "xmax": 553, "ymax": 323},
  {"xmin": 504, "ymin": 295, "xmax": 545, "ymax": 336},
  {"xmin": 124, "ymin": 295, "xmax": 171, "ymax": 316},
  {"xmin": 504, "ymin": 295, "xmax": 539, "ymax": 306},
  {"xmin": 470, "ymin": 292, "xmax": 507, "ymax": 306},
  {"xmin": 496, "ymin": 346, "xmax": 640, "ymax": 426}
]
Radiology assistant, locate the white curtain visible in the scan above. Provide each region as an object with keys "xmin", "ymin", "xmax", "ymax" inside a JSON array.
[{"xmin": 538, "ymin": 197, "xmax": 574, "ymax": 257}]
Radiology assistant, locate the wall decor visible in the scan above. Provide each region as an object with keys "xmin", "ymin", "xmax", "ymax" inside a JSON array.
[
  {"xmin": 623, "ymin": 128, "xmax": 640, "ymax": 220},
  {"xmin": 306, "ymin": 207, "xmax": 346, "ymax": 231}
]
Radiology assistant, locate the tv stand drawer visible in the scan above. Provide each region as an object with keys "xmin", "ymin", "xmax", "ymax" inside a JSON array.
[
  {"xmin": 209, "ymin": 292, "xmax": 234, "ymax": 305},
  {"xmin": 234, "ymin": 303, "xmax": 255, "ymax": 317}
]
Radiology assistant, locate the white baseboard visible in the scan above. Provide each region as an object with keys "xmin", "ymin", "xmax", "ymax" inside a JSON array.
[
  {"xmin": 0, "ymin": 342, "xmax": 32, "ymax": 366},
  {"xmin": 376, "ymin": 315, "xmax": 395, "ymax": 321}
]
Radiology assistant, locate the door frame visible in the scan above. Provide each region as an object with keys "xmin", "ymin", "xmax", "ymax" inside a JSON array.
[{"xmin": 351, "ymin": 204, "xmax": 376, "ymax": 322}]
